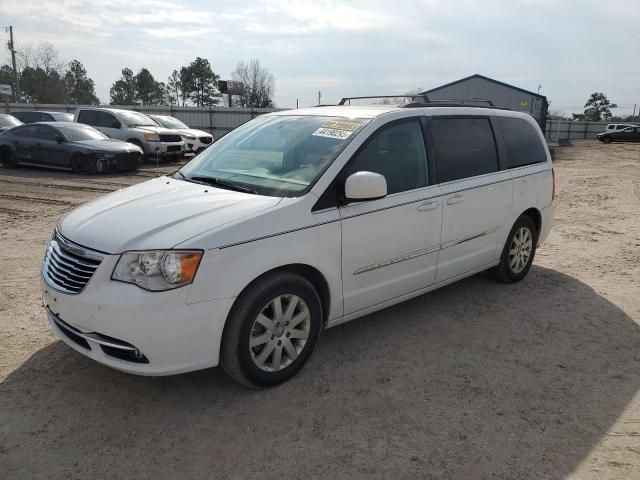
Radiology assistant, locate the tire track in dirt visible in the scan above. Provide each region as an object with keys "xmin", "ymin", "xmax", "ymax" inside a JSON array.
[
  {"xmin": 0, "ymin": 194, "xmax": 77, "ymax": 206},
  {"xmin": 0, "ymin": 179, "xmax": 116, "ymax": 193}
]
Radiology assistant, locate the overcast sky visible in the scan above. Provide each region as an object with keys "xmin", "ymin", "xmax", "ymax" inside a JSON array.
[{"xmin": 2, "ymin": 0, "xmax": 639, "ymax": 115}]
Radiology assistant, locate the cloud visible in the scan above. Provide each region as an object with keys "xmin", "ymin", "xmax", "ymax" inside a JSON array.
[{"xmin": 2, "ymin": 0, "xmax": 639, "ymax": 112}]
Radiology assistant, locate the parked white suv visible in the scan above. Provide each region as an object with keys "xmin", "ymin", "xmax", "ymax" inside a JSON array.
[
  {"xmin": 147, "ymin": 114, "xmax": 213, "ymax": 154},
  {"xmin": 604, "ymin": 123, "xmax": 637, "ymax": 134},
  {"xmin": 42, "ymin": 105, "xmax": 555, "ymax": 388},
  {"xmin": 74, "ymin": 108, "xmax": 184, "ymax": 160}
]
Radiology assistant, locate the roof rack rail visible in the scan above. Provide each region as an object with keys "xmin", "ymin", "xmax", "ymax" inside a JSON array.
[
  {"xmin": 401, "ymin": 99, "xmax": 503, "ymax": 109},
  {"xmin": 338, "ymin": 95, "xmax": 430, "ymax": 106}
]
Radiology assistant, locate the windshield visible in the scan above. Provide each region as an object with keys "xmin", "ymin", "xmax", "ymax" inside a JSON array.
[
  {"xmin": 57, "ymin": 125, "xmax": 108, "ymax": 141},
  {"xmin": 50, "ymin": 112, "xmax": 74, "ymax": 121},
  {"xmin": 155, "ymin": 116, "xmax": 189, "ymax": 129},
  {"xmin": 118, "ymin": 110, "xmax": 157, "ymax": 127},
  {"xmin": 0, "ymin": 116, "xmax": 21, "ymax": 127},
  {"xmin": 180, "ymin": 115, "xmax": 369, "ymax": 196}
]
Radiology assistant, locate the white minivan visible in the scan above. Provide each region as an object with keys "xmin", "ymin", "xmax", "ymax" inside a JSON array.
[{"xmin": 41, "ymin": 104, "xmax": 555, "ymax": 388}]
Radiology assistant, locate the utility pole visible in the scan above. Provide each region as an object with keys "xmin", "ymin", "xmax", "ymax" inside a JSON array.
[
  {"xmin": 537, "ymin": 84, "xmax": 541, "ymax": 95},
  {"xmin": 317, "ymin": 91, "xmax": 321, "ymax": 105},
  {"xmin": 5, "ymin": 26, "xmax": 20, "ymax": 102},
  {"xmin": 633, "ymin": 103, "xmax": 637, "ymax": 122},
  {"xmin": 296, "ymin": 98, "xmax": 299, "ymax": 109}
]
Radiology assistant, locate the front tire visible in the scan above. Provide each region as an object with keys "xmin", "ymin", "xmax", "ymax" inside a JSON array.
[
  {"xmin": 602, "ymin": 136, "xmax": 612, "ymax": 144},
  {"xmin": 494, "ymin": 215, "xmax": 538, "ymax": 283},
  {"xmin": 71, "ymin": 154, "xmax": 96, "ymax": 175},
  {"xmin": 221, "ymin": 271, "xmax": 322, "ymax": 389}
]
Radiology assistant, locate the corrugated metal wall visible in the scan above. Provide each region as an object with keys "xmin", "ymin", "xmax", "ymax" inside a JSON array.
[
  {"xmin": 425, "ymin": 77, "xmax": 546, "ymax": 124},
  {"xmin": 1, "ymin": 103, "xmax": 283, "ymax": 140},
  {"xmin": 545, "ymin": 119, "xmax": 611, "ymax": 140}
]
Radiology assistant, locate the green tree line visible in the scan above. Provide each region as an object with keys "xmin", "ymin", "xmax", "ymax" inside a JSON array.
[{"xmin": 1, "ymin": 42, "xmax": 274, "ymax": 108}]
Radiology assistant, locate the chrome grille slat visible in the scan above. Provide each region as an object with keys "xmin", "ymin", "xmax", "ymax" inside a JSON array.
[
  {"xmin": 50, "ymin": 241, "xmax": 100, "ymax": 269},
  {"xmin": 46, "ymin": 266, "xmax": 86, "ymax": 287},
  {"xmin": 42, "ymin": 231, "xmax": 104, "ymax": 294},
  {"xmin": 47, "ymin": 254, "xmax": 93, "ymax": 280},
  {"xmin": 49, "ymin": 247, "xmax": 94, "ymax": 277}
]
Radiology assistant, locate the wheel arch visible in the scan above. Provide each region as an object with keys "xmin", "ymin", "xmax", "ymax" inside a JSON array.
[
  {"xmin": 521, "ymin": 207, "xmax": 542, "ymax": 236},
  {"xmin": 230, "ymin": 263, "xmax": 332, "ymax": 326}
]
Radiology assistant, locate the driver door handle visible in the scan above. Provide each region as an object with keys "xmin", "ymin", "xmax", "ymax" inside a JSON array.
[{"xmin": 446, "ymin": 193, "xmax": 465, "ymax": 205}]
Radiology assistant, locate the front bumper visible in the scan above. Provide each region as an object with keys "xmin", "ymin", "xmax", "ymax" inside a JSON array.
[
  {"xmin": 184, "ymin": 137, "xmax": 212, "ymax": 154},
  {"xmin": 95, "ymin": 152, "xmax": 142, "ymax": 172},
  {"xmin": 41, "ymin": 255, "xmax": 235, "ymax": 376},
  {"xmin": 144, "ymin": 141, "xmax": 185, "ymax": 157}
]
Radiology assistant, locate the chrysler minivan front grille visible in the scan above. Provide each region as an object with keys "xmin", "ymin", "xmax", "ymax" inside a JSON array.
[{"xmin": 42, "ymin": 232, "xmax": 103, "ymax": 294}]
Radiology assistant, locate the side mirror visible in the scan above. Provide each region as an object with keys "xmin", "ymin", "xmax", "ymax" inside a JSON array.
[
  {"xmin": 110, "ymin": 122, "xmax": 121, "ymax": 129},
  {"xmin": 56, "ymin": 137, "xmax": 65, "ymax": 144},
  {"xmin": 344, "ymin": 171, "xmax": 387, "ymax": 201}
]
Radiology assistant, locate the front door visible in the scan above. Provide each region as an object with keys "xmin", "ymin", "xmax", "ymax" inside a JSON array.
[
  {"xmin": 429, "ymin": 116, "xmax": 513, "ymax": 282},
  {"xmin": 339, "ymin": 118, "xmax": 442, "ymax": 315}
]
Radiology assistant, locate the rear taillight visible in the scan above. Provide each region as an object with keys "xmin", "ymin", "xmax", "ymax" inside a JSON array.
[{"xmin": 551, "ymin": 167, "xmax": 556, "ymax": 202}]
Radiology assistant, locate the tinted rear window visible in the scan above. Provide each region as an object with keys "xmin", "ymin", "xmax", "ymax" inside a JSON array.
[
  {"xmin": 431, "ymin": 117, "xmax": 499, "ymax": 182},
  {"xmin": 77, "ymin": 110, "xmax": 99, "ymax": 126},
  {"xmin": 498, "ymin": 117, "xmax": 546, "ymax": 168}
]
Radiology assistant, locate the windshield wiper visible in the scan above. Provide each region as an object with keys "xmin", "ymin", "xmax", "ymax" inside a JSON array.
[{"xmin": 187, "ymin": 175, "xmax": 258, "ymax": 194}]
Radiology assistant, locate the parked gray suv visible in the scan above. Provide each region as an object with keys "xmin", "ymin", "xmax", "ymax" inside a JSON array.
[{"xmin": 74, "ymin": 108, "xmax": 184, "ymax": 160}]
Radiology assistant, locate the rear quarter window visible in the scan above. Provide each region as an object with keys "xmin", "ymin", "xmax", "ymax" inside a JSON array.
[
  {"xmin": 498, "ymin": 117, "xmax": 547, "ymax": 168},
  {"xmin": 77, "ymin": 110, "xmax": 99, "ymax": 126}
]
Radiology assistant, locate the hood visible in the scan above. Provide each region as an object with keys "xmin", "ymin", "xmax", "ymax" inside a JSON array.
[
  {"xmin": 177, "ymin": 128, "xmax": 211, "ymax": 138},
  {"xmin": 131, "ymin": 125, "xmax": 175, "ymax": 135},
  {"xmin": 58, "ymin": 176, "xmax": 282, "ymax": 253},
  {"xmin": 73, "ymin": 139, "xmax": 142, "ymax": 152}
]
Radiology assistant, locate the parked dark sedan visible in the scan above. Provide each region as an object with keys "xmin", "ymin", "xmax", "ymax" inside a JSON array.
[
  {"xmin": 0, "ymin": 122, "xmax": 143, "ymax": 173},
  {"xmin": 0, "ymin": 113, "xmax": 23, "ymax": 132},
  {"xmin": 10, "ymin": 110, "xmax": 74, "ymax": 123},
  {"xmin": 597, "ymin": 126, "xmax": 640, "ymax": 143}
]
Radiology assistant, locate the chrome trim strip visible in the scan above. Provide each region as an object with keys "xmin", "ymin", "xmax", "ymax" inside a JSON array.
[
  {"xmin": 55, "ymin": 230, "xmax": 106, "ymax": 262},
  {"xmin": 48, "ymin": 309, "xmax": 137, "ymax": 352},
  {"xmin": 353, "ymin": 245, "xmax": 440, "ymax": 275},
  {"xmin": 440, "ymin": 227, "xmax": 500, "ymax": 250},
  {"xmin": 352, "ymin": 227, "xmax": 500, "ymax": 275}
]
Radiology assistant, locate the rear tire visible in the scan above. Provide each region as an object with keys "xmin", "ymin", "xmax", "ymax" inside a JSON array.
[
  {"xmin": 494, "ymin": 215, "xmax": 538, "ymax": 283},
  {"xmin": 221, "ymin": 271, "xmax": 322, "ymax": 389},
  {"xmin": 0, "ymin": 147, "xmax": 18, "ymax": 168}
]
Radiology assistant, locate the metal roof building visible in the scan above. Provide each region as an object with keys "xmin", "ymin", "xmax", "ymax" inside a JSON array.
[{"xmin": 419, "ymin": 74, "xmax": 548, "ymax": 130}]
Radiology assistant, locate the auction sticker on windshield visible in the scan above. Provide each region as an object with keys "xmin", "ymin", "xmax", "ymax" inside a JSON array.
[{"xmin": 312, "ymin": 120, "xmax": 363, "ymax": 140}]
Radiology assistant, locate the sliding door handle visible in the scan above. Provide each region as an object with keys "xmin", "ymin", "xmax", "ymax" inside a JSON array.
[
  {"xmin": 446, "ymin": 193, "xmax": 464, "ymax": 205},
  {"xmin": 417, "ymin": 200, "xmax": 440, "ymax": 211}
]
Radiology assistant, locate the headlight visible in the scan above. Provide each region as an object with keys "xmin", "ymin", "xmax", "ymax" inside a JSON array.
[
  {"xmin": 182, "ymin": 134, "xmax": 196, "ymax": 140},
  {"xmin": 112, "ymin": 250, "xmax": 203, "ymax": 291},
  {"xmin": 143, "ymin": 132, "xmax": 160, "ymax": 141},
  {"xmin": 94, "ymin": 152, "xmax": 115, "ymax": 159}
]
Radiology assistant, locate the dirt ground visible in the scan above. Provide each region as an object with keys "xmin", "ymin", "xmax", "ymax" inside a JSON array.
[{"xmin": 1, "ymin": 141, "xmax": 639, "ymax": 479}]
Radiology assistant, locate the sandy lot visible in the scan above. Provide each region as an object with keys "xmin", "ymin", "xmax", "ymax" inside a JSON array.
[{"xmin": 1, "ymin": 142, "xmax": 639, "ymax": 479}]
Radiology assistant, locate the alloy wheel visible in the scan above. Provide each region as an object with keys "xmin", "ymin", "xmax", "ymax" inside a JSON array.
[
  {"xmin": 249, "ymin": 294, "xmax": 311, "ymax": 372},
  {"xmin": 509, "ymin": 226, "xmax": 533, "ymax": 274}
]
